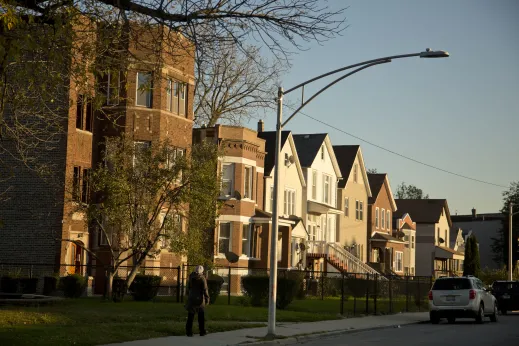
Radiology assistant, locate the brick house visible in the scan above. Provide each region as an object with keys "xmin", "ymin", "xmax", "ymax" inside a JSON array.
[
  {"xmin": 366, "ymin": 173, "xmax": 403, "ymax": 275},
  {"xmin": 0, "ymin": 23, "xmax": 195, "ymax": 291},
  {"xmin": 392, "ymin": 212, "xmax": 417, "ymax": 276}
]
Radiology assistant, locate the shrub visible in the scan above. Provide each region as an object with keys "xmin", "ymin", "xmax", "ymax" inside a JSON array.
[
  {"xmin": 129, "ymin": 275, "xmax": 162, "ymax": 301},
  {"xmin": 241, "ymin": 275, "xmax": 299, "ymax": 309},
  {"xmin": 242, "ymin": 275, "xmax": 269, "ymax": 307},
  {"xmin": 207, "ymin": 274, "xmax": 224, "ymax": 304},
  {"xmin": 0, "ymin": 276, "xmax": 19, "ymax": 293},
  {"xmin": 19, "ymin": 278, "xmax": 38, "ymax": 294},
  {"xmin": 60, "ymin": 274, "xmax": 86, "ymax": 298},
  {"xmin": 43, "ymin": 276, "xmax": 58, "ymax": 295},
  {"xmin": 112, "ymin": 277, "xmax": 127, "ymax": 302}
]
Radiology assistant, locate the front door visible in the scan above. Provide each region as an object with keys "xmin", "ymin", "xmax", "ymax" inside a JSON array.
[{"xmin": 69, "ymin": 243, "xmax": 82, "ymax": 274}]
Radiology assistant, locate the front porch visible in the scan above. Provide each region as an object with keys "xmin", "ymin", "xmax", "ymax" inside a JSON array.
[
  {"xmin": 434, "ymin": 246, "xmax": 464, "ymax": 278},
  {"xmin": 369, "ymin": 233, "xmax": 406, "ymax": 276}
]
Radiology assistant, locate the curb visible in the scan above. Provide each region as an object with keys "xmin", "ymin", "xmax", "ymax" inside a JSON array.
[{"xmin": 240, "ymin": 320, "xmax": 429, "ymax": 345}]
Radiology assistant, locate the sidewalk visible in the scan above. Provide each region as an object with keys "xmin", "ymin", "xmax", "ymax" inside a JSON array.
[{"xmin": 103, "ymin": 312, "xmax": 430, "ymax": 346}]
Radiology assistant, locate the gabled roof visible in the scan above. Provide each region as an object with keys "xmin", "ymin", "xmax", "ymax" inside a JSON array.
[
  {"xmin": 367, "ymin": 173, "xmax": 396, "ymax": 211},
  {"xmin": 395, "ymin": 199, "xmax": 452, "ymax": 227},
  {"xmin": 332, "ymin": 145, "xmax": 372, "ymax": 197},
  {"xmin": 257, "ymin": 131, "xmax": 291, "ymax": 176},
  {"xmin": 292, "ymin": 133, "xmax": 328, "ymax": 167}
]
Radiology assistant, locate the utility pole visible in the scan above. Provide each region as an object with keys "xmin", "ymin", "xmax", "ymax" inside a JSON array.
[{"xmin": 509, "ymin": 203, "xmax": 514, "ymax": 281}]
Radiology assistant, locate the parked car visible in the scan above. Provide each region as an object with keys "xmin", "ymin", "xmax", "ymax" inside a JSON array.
[
  {"xmin": 492, "ymin": 280, "xmax": 519, "ymax": 315},
  {"xmin": 429, "ymin": 276, "xmax": 498, "ymax": 324}
]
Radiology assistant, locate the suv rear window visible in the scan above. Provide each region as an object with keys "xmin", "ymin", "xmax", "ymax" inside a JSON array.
[{"xmin": 432, "ymin": 278, "xmax": 472, "ymax": 290}]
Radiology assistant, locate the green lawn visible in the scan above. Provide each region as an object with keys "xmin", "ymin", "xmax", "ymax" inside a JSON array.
[{"xmin": 0, "ymin": 294, "xmax": 428, "ymax": 346}]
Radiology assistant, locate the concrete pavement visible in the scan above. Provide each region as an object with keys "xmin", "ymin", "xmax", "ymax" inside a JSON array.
[{"xmin": 103, "ymin": 312, "xmax": 429, "ymax": 346}]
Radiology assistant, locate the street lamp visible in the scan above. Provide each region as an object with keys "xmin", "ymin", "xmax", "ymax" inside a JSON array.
[
  {"xmin": 267, "ymin": 49, "xmax": 449, "ymax": 338},
  {"xmin": 509, "ymin": 203, "xmax": 518, "ymax": 280}
]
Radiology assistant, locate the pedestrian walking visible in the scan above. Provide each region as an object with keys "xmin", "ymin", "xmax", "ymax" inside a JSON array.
[{"xmin": 185, "ymin": 265, "xmax": 210, "ymax": 337}]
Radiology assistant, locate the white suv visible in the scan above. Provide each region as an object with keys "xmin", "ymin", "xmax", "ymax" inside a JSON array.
[{"xmin": 428, "ymin": 276, "xmax": 498, "ymax": 324}]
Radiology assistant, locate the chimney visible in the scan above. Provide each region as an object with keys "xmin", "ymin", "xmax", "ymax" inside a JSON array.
[
  {"xmin": 257, "ymin": 119, "xmax": 264, "ymax": 133},
  {"xmin": 472, "ymin": 208, "xmax": 476, "ymax": 218}
]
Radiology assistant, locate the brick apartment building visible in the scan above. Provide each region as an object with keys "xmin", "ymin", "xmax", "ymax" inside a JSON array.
[{"xmin": 0, "ymin": 22, "xmax": 195, "ymax": 288}]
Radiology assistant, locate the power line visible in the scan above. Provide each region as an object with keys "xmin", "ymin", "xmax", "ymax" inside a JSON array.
[{"xmin": 283, "ymin": 104, "xmax": 508, "ymax": 188}]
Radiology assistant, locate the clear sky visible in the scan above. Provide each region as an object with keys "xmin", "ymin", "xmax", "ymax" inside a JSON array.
[{"xmin": 252, "ymin": 0, "xmax": 519, "ymax": 215}]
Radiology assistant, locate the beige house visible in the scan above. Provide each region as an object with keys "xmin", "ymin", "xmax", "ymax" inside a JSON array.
[
  {"xmin": 393, "ymin": 213, "xmax": 417, "ymax": 276},
  {"xmin": 395, "ymin": 199, "xmax": 464, "ymax": 278},
  {"xmin": 333, "ymin": 145, "xmax": 372, "ymax": 263}
]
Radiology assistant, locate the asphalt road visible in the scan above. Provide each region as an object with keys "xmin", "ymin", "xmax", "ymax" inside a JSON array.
[{"xmin": 300, "ymin": 314, "xmax": 519, "ymax": 346}]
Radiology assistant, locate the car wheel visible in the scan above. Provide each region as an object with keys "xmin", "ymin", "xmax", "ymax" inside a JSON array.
[
  {"xmin": 475, "ymin": 304, "xmax": 484, "ymax": 324},
  {"xmin": 447, "ymin": 317, "xmax": 456, "ymax": 324},
  {"xmin": 430, "ymin": 312, "xmax": 440, "ymax": 325},
  {"xmin": 490, "ymin": 304, "xmax": 498, "ymax": 322}
]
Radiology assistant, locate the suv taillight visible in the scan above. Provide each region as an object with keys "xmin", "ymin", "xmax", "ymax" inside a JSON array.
[
  {"xmin": 469, "ymin": 289, "xmax": 476, "ymax": 300},
  {"xmin": 428, "ymin": 290, "xmax": 433, "ymax": 300}
]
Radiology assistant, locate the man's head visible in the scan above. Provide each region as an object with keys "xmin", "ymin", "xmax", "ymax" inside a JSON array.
[{"xmin": 195, "ymin": 265, "xmax": 204, "ymax": 275}]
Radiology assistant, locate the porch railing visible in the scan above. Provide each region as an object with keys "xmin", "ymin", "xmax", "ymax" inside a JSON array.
[{"xmin": 307, "ymin": 241, "xmax": 383, "ymax": 277}]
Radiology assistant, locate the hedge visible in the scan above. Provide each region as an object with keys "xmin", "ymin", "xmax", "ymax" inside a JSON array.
[
  {"xmin": 129, "ymin": 275, "xmax": 162, "ymax": 301},
  {"xmin": 60, "ymin": 274, "xmax": 86, "ymax": 298},
  {"xmin": 241, "ymin": 275, "xmax": 301, "ymax": 309}
]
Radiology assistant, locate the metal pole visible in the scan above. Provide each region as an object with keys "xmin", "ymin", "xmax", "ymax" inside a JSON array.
[
  {"xmin": 267, "ymin": 87, "xmax": 283, "ymax": 338},
  {"xmin": 176, "ymin": 266, "xmax": 181, "ymax": 303},
  {"xmin": 228, "ymin": 266, "xmax": 231, "ymax": 305},
  {"xmin": 509, "ymin": 203, "xmax": 513, "ymax": 281}
]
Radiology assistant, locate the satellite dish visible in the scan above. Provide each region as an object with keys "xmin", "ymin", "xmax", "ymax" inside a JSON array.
[
  {"xmin": 288, "ymin": 155, "xmax": 295, "ymax": 164},
  {"xmin": 225, "ymin": 252, "xmax": 239, "ymax": 263},
  {"xmin": 439, "ymin": 238, "xmax": 445, "ymax": 244}
]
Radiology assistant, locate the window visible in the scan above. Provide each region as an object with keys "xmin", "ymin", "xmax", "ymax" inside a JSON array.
[
  {"xmin": 133, "ymin": 141, "xmax": 151, "ymax": 167},
  {"xmin": 359, "ymin": 201, "xmax": 364, "ymax": 221},
  {"xmin": 445, "ymin": 230, "xmax": 448, "ymax": 246},
  {"xmin": 250, "ymin": 226, "xmax": 259, "ymax": 258},
  {"xmin": 395, "ymin": 252, "xmax": 403, "ymax": 272},
  {"xmin": 270, "ymin": 185, "xmax": 274, "ymax": 212},
  {"xmin": 375, "ymin": 207, "xmax": 379, "ymax": 228},
  {"xmin": 411, "ymin": 235, "xmax": 415, "ymax": 249},
  {"xmin": 344, "ymin": 197, "xmax": 349, "ymax": 217},
  {"xmin": 136, "ymin": 72, "xmax": 152, "ymax": 107},
  {"xmin": 323, "ymin": 174, "xmax": 331, "ymax": 204},
  {"xmin": 242, "ymin": 224, "xmax": 250, "ymax": 256},
  {"xmin": 73, "ymin": 166, "xmax": 90, "ymax": 203},
  {"xmin": 166, "ymin": 147, "xmax": 185, "ymax": 171},
  {"xmin": 221, "ymin": 163, "xmax": 234, "ymax": 197},
  {"xmin": 321, "ymin": 145, "xmax": 325, "ymax": 160},
  {"xmin": 161, "ymin": 214, "xmax": 182, "ymax": 248},
  {"xmin": 218, "ymin": 223, "xmax": 231, "ymax": 255},
  {"xmin": 99, "ymin": 228, "xmax": 110, "ymax": 246},
  {"xmin": 284, "ymin": 189, "xmax": 296, "ymax": 216},
  {"xmin": 437, "ymin": 227, "xmax": 440, "ymax": 245},
  {"xmin": 353, "ymin": 164, "xmax": 358, "ymax": 183},
  {"xmin": 85, "ymin": 97, "xmax": 93, "ymax": 132},
  {"xmin": 381, "ymin": 208, "xmax": 385, "ymax": 230},
  {"xmin": 244, "ymin": 166, "xmax": 253, "ymax": 199},
  {"xmin": 167, "ymin": 79, "xmax": 187, "ymax": 116},
  {"xmin": 76, "ymin": 94, "xmax": 84, "ymax": 129},
  {"xmin": 312, "ymin": 170, "xmax": 317, "ymax": 199},
  {"xmin": 107, "ymin": 71, "xmax": 120, "ymax": 105},
  {"xmin": 386, "ymin": 210, "xmax": 390, "ymax": 230}
]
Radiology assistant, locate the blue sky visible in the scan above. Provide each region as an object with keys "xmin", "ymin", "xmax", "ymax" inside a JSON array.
[{"xmin": 251, "ymin": 0, "xmax": 519, "ymax": 215}]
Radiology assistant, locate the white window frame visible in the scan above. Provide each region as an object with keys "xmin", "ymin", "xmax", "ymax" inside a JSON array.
[
  {"xmin": 284, "ymin": 188, "xmax": 296, "ymax": 216},
  {"xmin": 220, "ymin": 163, "xmax": 234, "ymax": 198},
  {"xmin": 344, "ymin": 197, "xmax": 349, "ymax": 217},
  {"xmin": 381, "ymin": 208, "xmax": 385, "ymax": 230},
  {"xmin": 411, "ymin": 235, "xmax": 415, "ymax": 249},
  {"xmin": 244, "ymin": 166, "xmax": 253, "ymax": 199},
  {"xmin": 107, "ymin": 71, "xmax": 120, "ymax": 106},
  {"xmin": 353, "ymin": 164, "xmax": 358, "ymax": 183},
  {"xmin": 136, "ymin": 72, "xmax": 152, "ymax": 108},
  {"xmin": 395, "ymin": 251, "xmax": 403, "ymax": 272},
  {"xmin": 218, "ymin": 222, "xmax": 232, "ymax": 255},
  {"xmin": 242, "ymin": 224, "xmax": 250, "ymax": 257},
  {"xmin": 323, "ymin": 174, "xmax": 331, "ymax": 205},
  {"xmin": 387, "ymin": 210, "xmax": 391, "ymax": 230},
  {"xmin": 166, "ymin": 79, "xmax": 172, "ymax": 111},
  {"xmin": 321, "ymin": 145, "xmax": 325, "ymax": 160},
  {"xmin": 375, "ymin": 207, "xmax": 379, "ymax": 228},
  {"xmin": 359, "ymin": 201, "xmax": 364, "ymax": 221},
  {"xmin": 312, "ymin": 170, "xmax": 317, "ymax": 200}
]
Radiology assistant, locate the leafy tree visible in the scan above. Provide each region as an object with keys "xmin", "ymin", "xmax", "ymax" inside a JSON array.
[
  {"xmin": 463, "ymin": 234, "xmax": 481, "ymax": 277},
  {"xmin": 395, "ymin": 182, "xmax": 429, "ymax": 199},
  {"xmin": 491, "ymin": 181, "xmax": 519, "ymax": 270},
  {"xmin": 65, "ymin": 135, "xmax": 220, "ymax": 298},
  {"xmin": 366, "ymin": 168, "xmax": 378, "ymax": 174}
]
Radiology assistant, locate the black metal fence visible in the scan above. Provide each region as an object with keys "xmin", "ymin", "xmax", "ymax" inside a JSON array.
[{"xmin": 1, "ymin": 262, "xmax": 432, "ymax": 315}]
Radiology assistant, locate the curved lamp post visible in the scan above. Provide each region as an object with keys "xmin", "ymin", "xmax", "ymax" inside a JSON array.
[{"xmin": 267, "ymin": 48, "xmax": 449, "ymax": 338}]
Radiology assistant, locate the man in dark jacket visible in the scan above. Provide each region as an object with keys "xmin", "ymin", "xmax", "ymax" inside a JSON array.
[{"xmin": 185, "ymin": 265, "xmax": 210, "ymax": 337}]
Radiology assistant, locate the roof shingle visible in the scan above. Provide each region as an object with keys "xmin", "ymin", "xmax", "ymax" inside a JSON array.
[
  {"xmin": 333, "ymin": 145, "xmax": 359, "ymax": 188},
  {"xmin": 257, "ymin": 131, "xmax": 291, "ymax": 176},
  {"xmin": 292, "ymin": 134, "xmax": 328, "ymax": 167},
  {"xmin": 394, "ymin": 199, "xmax": 451, "ymax": 226},
  {"xmin": 367, "ymin": 173, "xmax": 386, "ymax": 204}
]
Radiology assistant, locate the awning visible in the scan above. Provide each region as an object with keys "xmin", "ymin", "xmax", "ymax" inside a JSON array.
[
  {"xmin": 435, "ymin": 246, "xmax": 464, "ymax": 260},
  {"xmin": 370, "ymin": 232, "xmax": 405, "ymax": 243},
  {"xmin": 307, "ymin": 200, "xmax": 343, "ymax": 215}
]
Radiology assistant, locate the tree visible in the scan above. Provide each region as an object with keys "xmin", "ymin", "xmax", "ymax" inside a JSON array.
[
  {"xmin": 67, "ymin": 135, "xmax": 220, "ymax": 298},
  {"xmin": 194, "ymin": 44, "xmax": 282, "ymax": 127},
  {"xmin": 491, "ymin": 181, "xmax": 519, "ymax": 270},
  {"xmin": 366, "ymin": 168, "xmax": 378, "ymax": 174},
  {"xmin": 463, "ymin": 234, "xmax": 481, "ymax": 277},
  {"xmin": 395, "ymin": 182, "xmax": 429, "ymax": 199}
]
